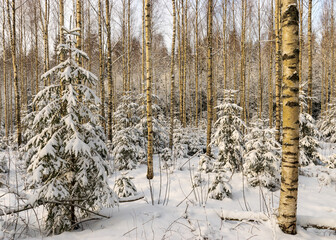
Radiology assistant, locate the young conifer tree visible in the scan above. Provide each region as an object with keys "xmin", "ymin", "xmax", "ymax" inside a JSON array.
[
  {"xmin": 211, "ymin": 90, "xmax": 245, "ymax": 172},
  {"xmin": 25, "ymin": 27, "xmax": 117, "ymax": 235},
  {"xmin": 244, "ymin": 119, "xmax": 281, "ymax": 191}
]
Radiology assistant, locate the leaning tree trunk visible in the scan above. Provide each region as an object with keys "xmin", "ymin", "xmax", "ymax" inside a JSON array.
[
  {"xmin": 278, "ymin": 0, "xmax": 300, "ymax": 235},
  {"xmin": 206, "ymin": 0, "xmax": 213, "ymax": 156},
  {"xmin": 145, "ymin": 0, "xmax": 153, "ymax": 180},
  {"xmin": 6, "ymin": 0, "xmax": 21, "ymax": 146}
]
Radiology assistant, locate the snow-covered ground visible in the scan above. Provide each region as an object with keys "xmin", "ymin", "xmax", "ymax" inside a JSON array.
[{"xmin": 1, "ymin": 146, "xmax": 336, "ymax": 240}]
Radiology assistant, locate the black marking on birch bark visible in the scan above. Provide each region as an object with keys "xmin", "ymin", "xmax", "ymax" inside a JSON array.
[
  {"xmin": 288, "ymin": 73, "xmax": 299, "ymax": 82},
  {"xmin": 286, "ymin": 101, "xmax": 299, "ymax": 107},
  {"xmin": 283, "ymin": 5, "xmax": 299, "ymax": 22},
  {"xmin": 281, "ymin": 214, "xmax": 297, "ymax": 219},
  {"xmin": 282, "ymin": 164, "xmax": 299, "ymax": 168},
  {"xmin": 283, "ymin": 127, "xmax": 295, "ymax": 130},
  {"xmin": 283, "ymin": 151, "xmax": 297, "ymax": 156},
  {"xmin": 283, "ymin": 53, "xmax": 297, "ymax": 61},
  {"xmin": 286, "ymin": 195, "xmax": 295, "ymax": 199}
]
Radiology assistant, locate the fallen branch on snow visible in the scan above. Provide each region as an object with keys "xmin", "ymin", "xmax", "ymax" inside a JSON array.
[
  {"xmin": 217, "ymin": 210, "xmax": 336, "ymax": 231},
  {"xmin": 0, "ymin": 200, "xmax": 110, "ymax": 219},
  {"xmin": 119, "ymin": 193, "xmax": 145, "ymax": 203}
]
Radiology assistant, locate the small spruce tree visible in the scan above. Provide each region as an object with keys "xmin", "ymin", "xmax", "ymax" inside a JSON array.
[
  {"xmin": 113, "ymin": 173, "xmax": 138, "ymax": 198},
  {"xmin": 208, "ymin": 173, "xmax": 232, "ymax": 200},
  {"xmin": 243, "ymin": 119, "xmax": 281, "ymax": 191},
  {"xmin": 318, "ymin": 99, "xmax": 336, "ymax": 143},
  {"xmin": 300, "ymin": 88, "xmax": 321, "ymax": 166},
  {"xmin": 112, "ymin": 93, "xmax": 141, "ymax": 170},
  {"xmin": 25, "ymin": 27, "xmax": 117, "ymax": 235},
  {"xmin": 211, "ymin": 90, "xmax": 245, "ymax": 172}
]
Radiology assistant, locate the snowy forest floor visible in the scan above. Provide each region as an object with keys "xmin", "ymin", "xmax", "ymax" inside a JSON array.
[{"xmin": 1, "ymin": 143, "xmax": 336, "ymax": 240}]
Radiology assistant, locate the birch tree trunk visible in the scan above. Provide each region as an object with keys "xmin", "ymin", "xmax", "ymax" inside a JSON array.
[
  {"xmin": 169, "ymin": 0, "xmax": 176, "ymax": 150},
  {"xmin": 222, "ymin": 0, "xmax": 227, "ymax": 93},
  {"xmin": 105, "ymin": 0, "xmax": 113, "ymax": 143},
  {"xmin": 127, "ymin": 0, "xmax": 131, "ymax": 92},
  {"xmin": 240, "ymin": 0, "xmax": 246, "ymax": 122},
  {"xmin": 2, "ymin": 5, "xmax": 8, "ymax": 140},
  {"xmin": 206, "ymin": 0, "xmax": 213, "ymax": 156},
  {"xmin": 195, "ymin": 0, "xmax": 199, "ymax": 127},
  {"xmin": 145, "ymin": 0, "xmax": 153, "ymax": 180},
  {"xmin": 268, "ymin": 2, "xmax": 274, "ymax": 128},
  {"xmin": 98, "ymin": 0, "xmax": 105, "ymax": 131},
  {"xmin": 275, "ymin": 0, "xmax": 282, "ymax": 142},
  {"xmin": 258, "ymin": 0, "xmax": 262, "ymax": 118},
  {"xmin": 6, "ymin": 0, "xmax": 22, "ymax": 146},
  {"xmin": 278, "ymin": 0, "xmax": 300, "ymax": 234},
  {"xmin": 307, "ymin": 0, "xmax": 312, "ymax": 114}
]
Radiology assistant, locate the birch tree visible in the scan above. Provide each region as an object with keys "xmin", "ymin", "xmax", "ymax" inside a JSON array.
[{"xmin": 278, "ymin": 0, "xmax": 300, "ymax": 234}]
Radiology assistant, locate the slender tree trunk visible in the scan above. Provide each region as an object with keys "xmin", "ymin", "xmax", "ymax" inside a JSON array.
[
  {"xmin": 127, "ymin": 0, "xmax": 131, "ymax": 91},
  {"xmin": 240, "ymin": 0, "xmax": 247, "ymax": 123},
  {"xmin": 145, "ymin": 0, "xmax": 153, "ymax": 179},
  {"xmin": 59, "ymin": 0, "xmax": 65, "ymax": 97},
  {"xmin": 169, "ymin": 0, "xmax": 176, "ymax": 150},
  {"xmin": 142, "ymin": 0, "xmax": 145, "ymax": 94},
  {"xmin": 308, "ymin": 0, "xmax": 312, "ymax": 114},
  {"xmin": 195, "ymin": 0, "xmax": 199, "ymax": 127},
  {"xmin": 223, "ymin": 0, "xmax": 227, "ymax": 92},
  {"xmin": 40, "ymin": 0, "xmax": 50, "ymax": 86},
  {"xmin": 177, "ymin": 4, "xmax": 183, "ymax": 124},
  {"xmin": 258, "ymin": 0, "xmax": 262, "ymax": 118},
  {"xmin": 76, "ymin": 0, "xmax": 82, "ymax": 66},
  {"xmin": 98, "ymin": 0, "xmax": 105, "ymax": 131},
  {"xmin": 298, "ymin": 0, "xmax": 303, "ymax": 94},
  {"xmin": 35, "ymin": 3, "xmax": 39, "ymax": 98},
  {"xmin": 2, "ymin": 5, "xmax": 8, "ymax": 140},
  {"xmin": 275, "ymin": 0, "xmax": 282, "ymax": 142},
  {"xmin": 206, "ymin": 0, "xmax": 213, "ymax": 156},
  {"xmin": 268, "ymin": 2, "xmax": 274, "ymax": 128},
  {"xmin": 278, "ymin": 0, "xmax": 300, "ymax": 234},
  {"xmin": 325, "ymin": 48, "xmax": 329, "ymax": 112},
  {"xmin": 321, "ymin": 48, "xmax": 324, "ymax": 115},
  {"xmin": 232, "ymin": 1, "xmax": 237, "ymax": 104},
  {"xmin": 6, "ymin": 0, "xmax": 22, "ymax": 146},
  {"xmin": 331, "ymin": 1, "xmax": 335, "ymax": 101},
  {"xmin": 105, "ymin": 0, "xmax": 113, "ymax": 143},
  {"xmin": 122, "ymin": 0, "xmax": 126, "ymax": 94}
]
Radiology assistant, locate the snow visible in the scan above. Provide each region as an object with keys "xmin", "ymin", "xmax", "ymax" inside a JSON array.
[{"xmin": 0, "ymin": 149, "xmax": 329, "ymax": 240}]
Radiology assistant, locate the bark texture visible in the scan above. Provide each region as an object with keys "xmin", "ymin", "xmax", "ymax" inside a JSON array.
[{"xmin": 278, "ymin": 0, "xmax": 300, "ymax": 235}]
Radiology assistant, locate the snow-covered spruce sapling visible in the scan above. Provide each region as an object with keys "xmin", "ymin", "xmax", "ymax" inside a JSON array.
[
  {"xmin": 160, "ymin": 147, "xmax": 173, "ymax": 170},
  {"xmin": 198, "ymin": 154, "xmax": 214, "ymax": 173},
  {"xmin": 112, "ymin": 93, "xmax": 141, "ymax": 170},
  {"xmin": 318, "ymin": 99, "xmax": 336, "ymax": 143},
  {"xmin": 211, "ymin": 90, "xmax": 245, "ymax": 172},
  {"xmin": 0, "ymin": 156, "xmax": 8, "ymax": 187},
  {"xmin": 25, "ymin": 27, "xmax": 117, "ymax": 235},
  {"xmin": 113, "ymin": 173, "xmax": 138, "ymax": 198},
  {"xmin": 324, "ymin": 154, "xmax": 336, "ymax": 169},
  {"xmin": 243, "ymin": 119, "xmax": 281, "ymax": 191},
  {"xmin": 299, "ymin": 88, "xmax": 321, "ymax": 166},
  {"xmin": 208, "ymin": 173, "xmax": 232, "ymax": 200},
  {"xmin": 136, "ymin": 93, "xmax": 168, "ymax": 154}
]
